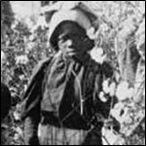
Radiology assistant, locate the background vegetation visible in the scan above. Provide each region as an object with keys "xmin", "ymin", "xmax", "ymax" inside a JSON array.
[{"xmin": 1, "ymin": 1, "xmax": 145, "ymax": 145}]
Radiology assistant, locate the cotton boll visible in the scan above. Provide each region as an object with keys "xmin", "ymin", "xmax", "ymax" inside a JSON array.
[
  {"xmin": 109, "ymin": 82, "xmax": 116, "ymax": 97},
  {"xmin": 111, "ymin": 102, "xmax": 125, "ymax": 123},
  {"xmin": 102, "ymin": 79, "xmax": 110, "ymax": 94},
  {"xmin": 87, "ymin": 27, "xmax": 96, "ymax": 39},
  {"xmin": 99, "ymin": 91, "xmax": 108, "ymax": 102},
  {"xmin": 116, "ymin": 81, "xmax": 129, "ymax": 101},
  {"xmin": 127, "ymin": 87, "xmax": 134, "ymax": 99},
  {"xmin": 15, "ymin": 55, "xmax": 29, "ymax": 65},
  {"xmin": 13, "ymin": 111, "xmax": 21, "ymax": 121},
  {"xmin": 90, "ymin": 47, "xmax": 106, "ymax": 64},
  {"xmin": 102, "ymin": 79, "xmax": 116, "ymax": 97}
]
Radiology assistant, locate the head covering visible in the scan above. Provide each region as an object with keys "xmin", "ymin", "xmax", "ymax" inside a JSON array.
[
  {"xmin": 48, "ymin": 10, "xmax": 91, "ymax": 41},
  {"xmin": 41, "ymin": 2, "xmax": 97, "ymax": 46}
]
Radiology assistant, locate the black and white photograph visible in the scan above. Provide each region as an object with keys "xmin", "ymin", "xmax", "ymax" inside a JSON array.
[{"xmin": 1, "ymin": 1, "xmax": 145, "ymax": 145}]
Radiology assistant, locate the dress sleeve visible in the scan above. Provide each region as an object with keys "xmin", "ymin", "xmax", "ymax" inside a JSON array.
[{"xmin": 20, "ymin": 58, "xmax": 52, "ymax": 120}]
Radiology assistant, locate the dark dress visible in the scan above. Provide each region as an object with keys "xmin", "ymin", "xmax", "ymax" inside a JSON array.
[{"xmin": 20, "ymin": 50, "xmax": 113, "ymax": 145}]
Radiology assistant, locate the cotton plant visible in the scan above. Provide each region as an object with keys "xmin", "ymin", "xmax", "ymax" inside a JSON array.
[
  {"xmin": 1, "ymin": 51, "xmax": 6, "ymax": 67},
  {"xmin": 102, "ymin": 126, "xmax": 125, "ymax": 145},
  {"xmin": 135, "ymin": 19, "xmax": 145, "ymax": 61},
  {"xmin": 98, "ymin": 79, "xmax": 116, "ymax": 103},
  {"xmin": 15, "ymin": 55, "xmax": 29, "ymax": 65}
]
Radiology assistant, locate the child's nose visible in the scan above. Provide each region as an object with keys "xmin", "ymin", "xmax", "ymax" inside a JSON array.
[{"xmin": 65, "ymin": 39, "xmax": 73, "ymax": 46}]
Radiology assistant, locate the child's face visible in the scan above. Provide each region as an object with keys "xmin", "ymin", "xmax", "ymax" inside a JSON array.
[{"xmin": 57, "ymin": 22, "xmax": 93, "ymax": 57}]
